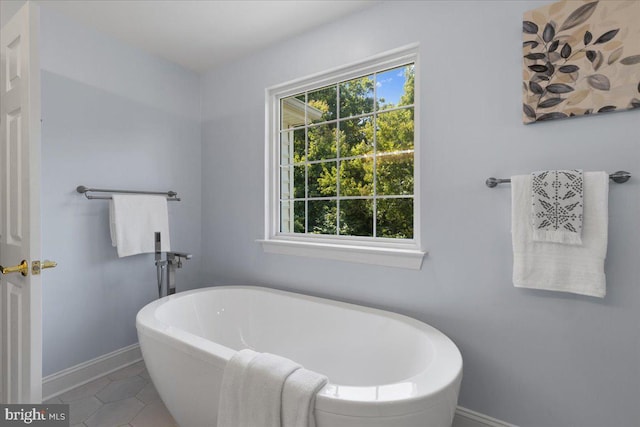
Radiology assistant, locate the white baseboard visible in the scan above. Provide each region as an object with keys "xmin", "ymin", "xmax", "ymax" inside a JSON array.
[
  {"xmin": 42, "ymin": 343, "xmax": 142, "ymax": 401},
  {"xmin": 454, "ymin": 406, "xmax": 518, "ymax": 427}
]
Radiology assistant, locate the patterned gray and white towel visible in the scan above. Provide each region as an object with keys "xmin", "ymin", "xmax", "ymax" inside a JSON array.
[{"xmin": 531, "ymin": 170, "xmax": 583, "ymax": 245}]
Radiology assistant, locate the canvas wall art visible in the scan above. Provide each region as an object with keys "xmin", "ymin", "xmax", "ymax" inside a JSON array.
[{"xmin": 522, "ymin": 0, "xmax": 640, "ymax": 124}]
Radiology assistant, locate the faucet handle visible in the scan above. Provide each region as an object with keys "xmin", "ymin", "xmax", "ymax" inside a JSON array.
[
  {"xmin": 166, "ymin": 252, "xmax": 191, "ymax": 270},
  {"xmin": 169, "ymin": 252, "xmax": 192, "ymax": 260}
]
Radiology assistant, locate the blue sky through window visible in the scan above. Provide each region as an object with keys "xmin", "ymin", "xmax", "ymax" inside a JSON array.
[{"xmin": 376, "ymin": 66, "xmax": 407, "ymax": 108}]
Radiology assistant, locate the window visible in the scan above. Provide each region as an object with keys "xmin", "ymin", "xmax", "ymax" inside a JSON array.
[{"xmin": 262, "ymin": 45, "xmax": 425, "ymax": 269}]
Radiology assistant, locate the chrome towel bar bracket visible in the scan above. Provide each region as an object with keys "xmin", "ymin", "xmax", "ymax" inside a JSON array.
[
  {"xmin": 485, "ymin": 171, "xmax": 631, "ymax": 188},
  {"xmin": 76, "ymin": 185, "xmax": 181, "ymax": 201}
]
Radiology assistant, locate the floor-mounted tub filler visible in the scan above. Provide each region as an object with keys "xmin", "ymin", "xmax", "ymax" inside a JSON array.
[{"xmin": 136, "ymin": 286, "xmax": 463, "ymax": 427}]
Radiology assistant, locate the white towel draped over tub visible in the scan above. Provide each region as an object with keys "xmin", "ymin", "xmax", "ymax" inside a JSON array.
[
  {"xmin": 218, "ymin": 349, "xmax": 328, "ymax": 427},
  {"xmin": 511, "ymin": 172, "xmax": 609, "ymax": 298},
  {"xmin": 282, "ymin": 368, "xmax": 329, "ymax": 427},
  {"xmin": 109, "ymin": 194, "xmax": 171, "ymax": 257}
]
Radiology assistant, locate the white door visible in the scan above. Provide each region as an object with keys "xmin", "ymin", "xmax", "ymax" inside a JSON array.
[{"xmin": 0, "ymin": 2, "xmax": 42, "ymax": 404}]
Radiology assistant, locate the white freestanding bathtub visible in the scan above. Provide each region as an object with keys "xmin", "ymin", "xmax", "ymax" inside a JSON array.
[{"xmin": 136, "ymin": 286, "xmax": 463, "ymax": 427}]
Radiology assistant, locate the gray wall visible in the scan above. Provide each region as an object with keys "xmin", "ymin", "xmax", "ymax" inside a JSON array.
[
  {"xmin": 39, "ymin": 7, "xmax": 202, "ymax": 376},
  {"xmin": 200, "ymin": 1, "xmax": 640, "ymax": 426}
]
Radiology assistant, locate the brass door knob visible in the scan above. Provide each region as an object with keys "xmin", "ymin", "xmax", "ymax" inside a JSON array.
[{"xmin": 0, "ymin": 260, "xmax": 29, "ymax": 276}]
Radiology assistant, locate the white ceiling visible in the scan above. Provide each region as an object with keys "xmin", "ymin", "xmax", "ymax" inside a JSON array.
[{"xmin": 17, "ymin": 0, "xmax": 378, "ymax": 73}]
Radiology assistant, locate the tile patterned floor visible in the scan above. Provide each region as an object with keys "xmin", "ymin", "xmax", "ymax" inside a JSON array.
[{"xmin": 44, "ymin": 360, "xmax": 178, "ymax": 427}]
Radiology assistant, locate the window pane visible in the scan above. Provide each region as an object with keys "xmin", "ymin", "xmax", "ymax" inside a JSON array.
[
  {"xmin": 280, "ymin": 128, "xmax": 305, "ymax": 165},
  {"xmin": 377, "ymin": 198, "xmax": 413, "ymax": 238},
  {"xmin": 308, "ymin": 123, "xmax": 336, "ymax": 161},
  {"xmin": 339, "ymin": 157, "xmax": 373, "ymax": 197},
  {"xmin": 280, "ymin": 201, "xmax": 292, "ymax": 233},
  {"xmin": 281, "ymin": 94, "xmax": 307, "ymax": 128},
  {"xmin": 280, "ymin": 166, "xmax": 293, "ymax": 200},
  {"xmin": 340, "ymin": 199, "xmax": 373, "ymax": 237},
  {"xmin": 294, "ymin": 165, "xmax": 305, "ymax": 199},
  {"xmin": 339, "ymin": 116, "xmax": 373, "ymax": 158},
  {"xmin": 294, "ymin": 201, "xmax": 306, "ymax": 233},
  {"xmin": 376, "ymin": 108, "xmax": 414, "ymax": 153},
  {"xmin": 280, "ymin": 200, "xmax": 305, "ymax": 233},
  {"xmin": 308, "ymin": 200, "xmax": 337, "ymax": 235},
  {"xmin": 308, "ymin": 161, "xmax": 337, "ymax": 198},
  {"xmin": 308, "ymin": 85, "xmax": 337, "ymax": 123},
  {"xmin": 376, "ymin": 153, "xmax": 413, "ymax": 196},
  {"xmin": 376, "ymin": 65, "xmax": 414, "ymax": 110},
  {"xmin": 339, "ymin": 75, "xmax": 374, "ymax": 118}
]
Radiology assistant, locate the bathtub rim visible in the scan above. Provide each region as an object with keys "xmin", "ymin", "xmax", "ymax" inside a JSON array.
[{"xmin": 136, "ymin": 285, "xmax": 463, "ymax": 417}]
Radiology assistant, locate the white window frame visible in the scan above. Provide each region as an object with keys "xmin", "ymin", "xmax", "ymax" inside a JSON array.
[{"xmin": 260, "ymin": 44, "xmax": 426, "ymax": 269}]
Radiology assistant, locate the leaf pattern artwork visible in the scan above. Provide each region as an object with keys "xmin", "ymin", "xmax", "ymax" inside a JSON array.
[
  {"xmin": 558, "ymin": 1, "xmax": 598, "ymax": 31},
  {"xmin": 522, "ymin": 0, "xmax": 640, "ymax": 124},
  {"xmin": 586, "ymin": 74, "xmax": 610, "ymax": 91}
]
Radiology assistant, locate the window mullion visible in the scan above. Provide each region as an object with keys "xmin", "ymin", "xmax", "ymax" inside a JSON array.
[
  {"xmin": 304, "ymin": 91, "xmax": 309, "ymax": 234},
  {"xmin": 372, "ymin": 71, "xmax": 378, "ymax": 238},
  {"xmin": 336, "ymin": 83, "xmax": 341, "ymax": 235}
]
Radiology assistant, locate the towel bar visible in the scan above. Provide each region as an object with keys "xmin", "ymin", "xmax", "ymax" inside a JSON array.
[
  {"xmin": 485, "ymin": 171, "xmax": 631, "ymax": 188},
  {"xmin": 76, "ymin": 185, "xmax": 181, "ymax": 201}
]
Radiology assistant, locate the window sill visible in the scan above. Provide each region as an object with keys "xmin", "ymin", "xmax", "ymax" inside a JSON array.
[{"xmin": 258, "ymin": 239, "xmax": 427, "ymax": 270}]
